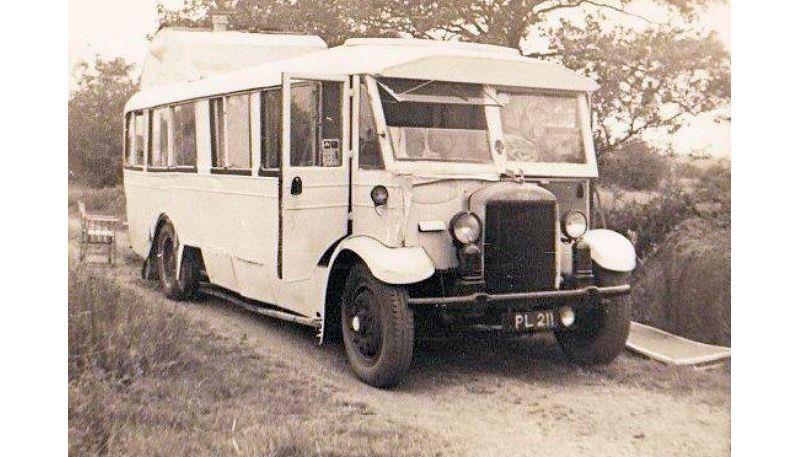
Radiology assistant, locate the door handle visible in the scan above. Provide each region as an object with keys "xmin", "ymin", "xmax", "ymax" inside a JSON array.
[{"xmin": 290, "ymin": 176, "xmax": 303, "ymax": 195}]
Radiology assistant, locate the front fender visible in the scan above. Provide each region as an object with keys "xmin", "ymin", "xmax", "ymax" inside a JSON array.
[
  {"xmin": 582, "ymin": 229, "xmax": 637, "ymax": 272},
  {"xmin": 330, "ymin": 236, "xmax": 435, "ymax": 284}
]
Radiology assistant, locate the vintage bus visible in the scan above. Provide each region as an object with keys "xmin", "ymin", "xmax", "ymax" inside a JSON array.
[{"xmin": 124, "ymin": 36, "xmax": 637, "ymax": 387}]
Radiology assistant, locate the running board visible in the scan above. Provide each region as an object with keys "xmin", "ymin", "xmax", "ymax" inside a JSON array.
[{"xmin": 199, "ymin": 285, "xmax": 322, "ymax": 329}]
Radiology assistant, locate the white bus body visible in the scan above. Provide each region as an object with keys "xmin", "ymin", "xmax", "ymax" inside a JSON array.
[{"xmin": 123, "ymin": 36, "xmax": 636, "ymax": 387}]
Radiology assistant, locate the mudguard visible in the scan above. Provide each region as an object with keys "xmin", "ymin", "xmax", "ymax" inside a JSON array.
[
  {"xmin": 581, "ymin": 229, "xmax": 637, "ymax": 272},
  {"xmin": 330, "ymin": 236, "xmax": 435, "ymax": 284}
]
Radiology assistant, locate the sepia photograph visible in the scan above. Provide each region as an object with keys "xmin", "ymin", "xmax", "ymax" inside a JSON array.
[{"xmin": 8, "ymin": 0, "xmax": 748, "ymax": 455}]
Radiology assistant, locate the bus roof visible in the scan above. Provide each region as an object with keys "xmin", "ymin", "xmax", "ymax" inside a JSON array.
[{"xmin": 125, "ymin": 38, "xmax": 599, "ymax": 112}]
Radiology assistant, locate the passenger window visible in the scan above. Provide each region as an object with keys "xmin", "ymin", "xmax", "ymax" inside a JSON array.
[
  {"xmin": 290, "ymin": 83, "xmax": 320, "ymax": 167},
  {"xmin": 210, "ymin": 98, "xmax": 225, "ymax": 168},
  {"xmin": 211, "ymin": 95, "xmax": 252, "ymax": 170},
  {"xmin": 171, "ymin": 102, "xmax": 197, "ymax": 167},
  {"xmin": 126, "ymin": 111, "xmax": 145, "ymax": 167},
  {"xmin": 261, "ymin": 89, "xmax": 281, "ymax": 170},
  {"xmin": 125, "ymin": 113, "xmax": 135, "ymax": 166},
  {"xmin": 225, "ymin": 94, "xmax": 251, "ymax": 169},
  {"xmin": 358, "ymin": 82, "xmax": 383, "ymax": 169},
  {"xmin": 149, "ymin": 107, "xmax": 170, "ymax": 168}
]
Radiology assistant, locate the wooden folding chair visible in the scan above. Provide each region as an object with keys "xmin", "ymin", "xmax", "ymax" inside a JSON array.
[{"xmin": 78, "ymin": 201, "xmax": 119, "ymax": 264}]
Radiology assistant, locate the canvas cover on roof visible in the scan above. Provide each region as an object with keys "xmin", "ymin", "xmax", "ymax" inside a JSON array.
[
  {"xmin": 128, "ymin": 38, "xmax": 599, "ymax": 111},
  {"xmin": 140, "ymin": 28, "xmax": 327, "ymax": 89}
]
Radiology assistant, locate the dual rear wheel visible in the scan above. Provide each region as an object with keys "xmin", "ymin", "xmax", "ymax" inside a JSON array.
[{"xmin": 154, "ymin": 220, "xmax": 200, "ymax": 301}]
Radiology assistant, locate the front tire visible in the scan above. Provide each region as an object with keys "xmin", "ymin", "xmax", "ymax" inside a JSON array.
[
  {"xmin": 556, "ymin": 297, "xmax": 631, "ymax": 365},
  {"xmin": 155, "ymin": 220, "xmax": 199, "ymax": 301},
  {"xmin": 341, "ymin": 263, "xmax": 414, "ymax": 388}
]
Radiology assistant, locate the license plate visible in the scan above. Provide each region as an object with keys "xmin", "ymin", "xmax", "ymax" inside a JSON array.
[{"xmin": 505, "ymin": 310, "xmax": 557, "ymax": 332}]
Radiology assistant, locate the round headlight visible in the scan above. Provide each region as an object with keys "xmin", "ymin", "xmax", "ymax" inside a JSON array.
[
  {"xmin": 562, "ymin": 211, "xmax": 588, "ymax": 239},
  {"xmin": 451, "ymin": 212, "xmax": 482, "ymax": 244}
]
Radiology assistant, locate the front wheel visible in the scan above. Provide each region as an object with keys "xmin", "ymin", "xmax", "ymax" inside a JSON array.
[
  {"xmin": 555, "ymin": 297, "xmax": 631, "ymax": 365},
  {"xmin": 341, "ymin": 263, "xmax": 415, "ymax": 388}
]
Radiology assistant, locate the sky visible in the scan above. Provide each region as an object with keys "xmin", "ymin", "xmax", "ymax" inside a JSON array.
[{"xmin": 68, "ymin": 0, "xmax": 731, "ymax": 157}]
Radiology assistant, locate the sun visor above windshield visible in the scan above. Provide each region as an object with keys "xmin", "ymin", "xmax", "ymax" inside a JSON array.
[
  {"xmin": 377, "ymin": 78, "xmax": 499, "ymax": 105},
  {"xmin": 377, "ymin": 55, "xmax": 599, "ymax": 93}
]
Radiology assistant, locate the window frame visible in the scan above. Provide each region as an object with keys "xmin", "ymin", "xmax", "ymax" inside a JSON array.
[
  {"xmin": 259, "ymin": 87, "xmax": 282, "ymax": 177},
  {"xmin": 167, "ymin": 101, "xmax": 198, "ymax": 172},
  {"xmin": 146, "ymin": 106, "xmax": 172, "ymax": 171},
  {"xmin": 209, "ymin": 94, "xmax": 254, "ymax": 176},
  {"xmin": 124, "ymin": 110, "xmax": 146, "ymax": 170}
]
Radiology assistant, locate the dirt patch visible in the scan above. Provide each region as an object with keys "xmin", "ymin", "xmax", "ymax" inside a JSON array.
[{"xmin": 630, "ymin": 218, "xmax": 731, "ymax": 345}]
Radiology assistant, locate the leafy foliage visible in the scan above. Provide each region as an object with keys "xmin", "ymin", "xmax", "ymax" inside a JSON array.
[
  {"xmin": 599, "ymin": 139, "xmax": 669, "ymax": 190},
  {"xmin": 68, "ymin": 58, "xmax": 138, "ymax": 187},
  {"xmin": 549, "ymin": 16, "xmax": 730, "ymax": 155}
]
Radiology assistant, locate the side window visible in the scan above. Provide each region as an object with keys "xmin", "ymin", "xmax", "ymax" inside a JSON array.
[
  {"xmin": 261, "ymin": 89, "xmax": 281, "ymax": 170},
  {"xmin": 210, "ymin": 95, "xmax": 251, "ymax": 171},
  {"xmin": 149, "ymin": 107, "xmax": 170, "ymax": 168},
  {"xmin": 125, "ymin": 113, "xmax": 135, "ymax": 166},
  {"xmin": 210, "ymin": 98, "xmax": 225, "ymax": 168},
  {"xmin": 225, "ymin": 94, "xmax": 251, "ymax": 169},
  {"xmin": 290, "ymin": 83, "xmax": 320, "ymax": 167},
  {"xmin": 171, "ymin": 102, "xmax": 197, "ymax": 168},
  {"xmin": 126, "ymin": 111, "xmax": 145, "ymax": 167},
  {"xmin": 358, "ymin": 82, "xmax": 384, "ymax": 169}
]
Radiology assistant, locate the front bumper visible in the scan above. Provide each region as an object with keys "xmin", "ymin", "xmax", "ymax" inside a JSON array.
[{"xmin": 407, "ymin": 284, "xmax": 630, "ymax": 307}]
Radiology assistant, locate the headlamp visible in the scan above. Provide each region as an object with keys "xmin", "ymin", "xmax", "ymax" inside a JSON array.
[
  {"xmin": 450, "ymin": 212, "xmax": 482, "ymax": 244},
  {"xmin": 562, "ymin": 211, "xmax": 588, "ymax": 239}
]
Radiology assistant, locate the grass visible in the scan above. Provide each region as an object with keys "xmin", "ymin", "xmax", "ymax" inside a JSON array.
[
  {"xmin": 68, "ymin": 264, "xmax": 449, "ymax": 456},
  {"xmin": 68, "ymin": 185, "xmax": 126, "ymax": 218}
]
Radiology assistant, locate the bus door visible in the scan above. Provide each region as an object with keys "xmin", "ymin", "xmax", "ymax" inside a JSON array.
[{"xmin": 279, "ymin": 73, "xmax": 351, "ymax": 282}]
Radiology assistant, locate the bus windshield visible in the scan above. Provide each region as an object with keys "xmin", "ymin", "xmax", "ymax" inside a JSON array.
[
  {"xmin": 498, "ymin": 92, "xmax": 586, "ymax": 164},
  {"xmin": 379, "ymin": 81, "xmax": 492, "ymax": 164}
]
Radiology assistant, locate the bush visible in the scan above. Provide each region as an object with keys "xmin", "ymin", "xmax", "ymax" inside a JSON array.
[
  {"xmin": 599, "ymin": 139, "xmax": 669, "ymax": 191},
  {"xmin": 630, "ymin": 218, "xmax": 730, "ymax": 346},
  {"xmin": 606, "ymin": 182, "xmax": 697, "ymax": 258}
]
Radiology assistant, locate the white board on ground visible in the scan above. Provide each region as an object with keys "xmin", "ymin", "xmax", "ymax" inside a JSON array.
[{"xmin": 625, "ymin": 321, "xmax": 731, "ymax": 366}]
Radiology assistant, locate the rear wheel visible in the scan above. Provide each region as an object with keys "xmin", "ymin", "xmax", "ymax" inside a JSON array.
[
  {"xmin": 341, "ymin": 263, "xmax": 414, "ymax": 388},
  {"xmin": 155, "ymin": 220, "xmax": 199, "ymax": 301},
  {"xmin": 555, "ymin": 297, "xmax": 631, "ymax": 365}
]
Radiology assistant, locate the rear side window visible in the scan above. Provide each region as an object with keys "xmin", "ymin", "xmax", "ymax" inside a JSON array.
[
  {"xmin": 171, "ymin": 103, "xmax": 197, "ymax": 167},
  {"xmin": 125, "ymin": 111, "xmax": 145, "ymax": 167},
  {"xmin": 149, "ymin": 107, "xmax": 170, "ymax": 168}
]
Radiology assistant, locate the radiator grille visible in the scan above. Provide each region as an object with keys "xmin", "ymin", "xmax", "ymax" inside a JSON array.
[{"xmin": 484, "ymin": 200, "xmax": 557, "ymax": 293}]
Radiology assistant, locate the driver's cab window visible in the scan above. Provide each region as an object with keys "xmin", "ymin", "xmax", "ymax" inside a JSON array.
[
  {"xmin": 358, "ymin": 82, "xmax": 383, "ymax": 169},
  {"xmin": 290, "ymin": 81, "xmax": 342, "ymax": 167}
]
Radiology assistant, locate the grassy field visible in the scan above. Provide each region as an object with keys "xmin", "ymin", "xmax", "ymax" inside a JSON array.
[{"xmin": 68, "ymin": 264, "xmax": 449, "ymax": 456}]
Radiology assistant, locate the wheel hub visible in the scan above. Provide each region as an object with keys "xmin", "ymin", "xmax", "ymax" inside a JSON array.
[{"xmin": 351, "ymin": 315, "xmax": 361, "ymax": 333}]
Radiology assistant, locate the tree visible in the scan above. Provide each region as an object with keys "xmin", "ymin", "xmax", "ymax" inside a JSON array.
[
  {"xmin": 548, "ymin": 16, "xmax": 730, "ymax": 155},
  {"xmin": 68, "ymin": 57, "xmax": 138, "ymax": 187}
]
